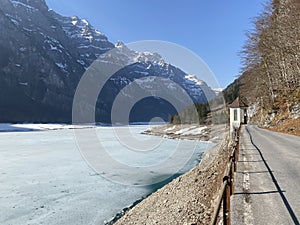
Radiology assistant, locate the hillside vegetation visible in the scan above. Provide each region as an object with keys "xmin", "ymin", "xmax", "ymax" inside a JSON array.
[{"xmin": 224, "ymin": 0, "xmax": 300, "ymax": 135}]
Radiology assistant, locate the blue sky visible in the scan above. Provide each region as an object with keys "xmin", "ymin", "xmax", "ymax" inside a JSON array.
[{"xmin": 45, "ymin": 0, "xmax": 265, "ymax": 88}]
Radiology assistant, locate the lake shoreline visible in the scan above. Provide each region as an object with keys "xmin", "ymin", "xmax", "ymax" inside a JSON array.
[{"xmin": 108, "ymin": 123, "xmax": 228, "ymax": 225}]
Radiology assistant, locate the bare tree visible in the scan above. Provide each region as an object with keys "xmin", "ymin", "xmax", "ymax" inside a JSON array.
[{"xmin": 239, "ymin": 0, "xmax": 300, "ymax": 109}]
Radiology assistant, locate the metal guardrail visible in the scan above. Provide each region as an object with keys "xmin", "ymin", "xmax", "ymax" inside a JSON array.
[{"xmin": 211, "ymin": 125, "xmax": 241, "ymax": 225}]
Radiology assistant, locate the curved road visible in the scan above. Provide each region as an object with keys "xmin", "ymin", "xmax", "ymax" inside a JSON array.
[{"xmin": 232, "ymin": 125, "xmax": 300, "ymax": 225}]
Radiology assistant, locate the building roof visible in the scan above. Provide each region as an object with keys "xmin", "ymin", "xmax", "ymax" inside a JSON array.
[{"xmin": 229, "ymin": 97, "xmax": 248, "ymax": 108}]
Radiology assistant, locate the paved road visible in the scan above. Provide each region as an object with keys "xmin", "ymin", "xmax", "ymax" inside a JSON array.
[{"xmin": 232, "ymin": 125, "xmax": 300, "ymax": 225}]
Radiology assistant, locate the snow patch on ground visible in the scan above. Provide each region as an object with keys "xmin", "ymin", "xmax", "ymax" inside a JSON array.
[
  {"xmin": 174, "ymin": 126, "xmax": 197, "ymax": 135},
  {"xmin": 164, "ymin": 125, "xmax": 176, "ymax": 132},
  {"xmin": 182, "ymin": 126, "xmax": 207, "ymax": 135}
]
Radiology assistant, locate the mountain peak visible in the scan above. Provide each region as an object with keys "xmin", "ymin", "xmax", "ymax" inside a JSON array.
[
  {"xmin": 0, "ymin": 0, "xmax": 216, "ymax": 123},
  {"xmin": 185, "ymin": 74, "xmax": 205, "ymax": 86},
  {"xmin": 115, "ymin": 41, "xmax": 126, "ymax": 48}
]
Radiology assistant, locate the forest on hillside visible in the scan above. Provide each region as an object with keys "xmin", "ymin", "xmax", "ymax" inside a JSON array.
[
  {"xmin": 240, "ymin": 0, "xmax": 299, "ymax": 102},
  {"xmin": 224, "ymin": 0, "xmax": 300, "ymax": 134},
  {"xmin": 170, "ymin": 0, "xmax": 300, "ymax": 133}
]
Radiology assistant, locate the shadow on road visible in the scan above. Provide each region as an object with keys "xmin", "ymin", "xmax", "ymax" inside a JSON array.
[
  {"xmin": 246, "ymin": 126, "xmax": 300, "ymax": 225},
  {"xmin": 236, "ymin": 170, "xmax": 273, "ymax": 174},
  {"xmin": 235, "ymin": 190, "xmax": 285, "ymax": 195}
]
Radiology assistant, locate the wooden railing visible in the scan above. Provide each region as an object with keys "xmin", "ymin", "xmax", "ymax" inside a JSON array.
[{"xmin": 211, "ymin": 125, "xmax": 241, "ymax": 225}]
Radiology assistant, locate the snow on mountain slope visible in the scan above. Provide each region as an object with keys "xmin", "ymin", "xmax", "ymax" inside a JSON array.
[{"xmin": 0, "ymin": 0, "xmax": 216, "ymax": 123}]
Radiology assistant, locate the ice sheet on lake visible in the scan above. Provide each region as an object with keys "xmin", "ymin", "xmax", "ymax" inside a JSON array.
[
  {"xmin": 0, "ymin": 126, "xmax": 212, "ymax": 225},
  {"xmin": 0, "ymin": 123, "xmax": 95, "ymax": 132}
]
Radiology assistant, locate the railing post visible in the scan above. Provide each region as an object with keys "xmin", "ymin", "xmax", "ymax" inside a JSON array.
[{"xmin": 223, "ymin": 177, "xmax": 231, "ymax": 225}]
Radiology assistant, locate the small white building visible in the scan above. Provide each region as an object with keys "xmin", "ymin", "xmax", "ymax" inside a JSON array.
[{"xmin": 229, "ymin": 97, "xmax": 248, "ymax": 134}]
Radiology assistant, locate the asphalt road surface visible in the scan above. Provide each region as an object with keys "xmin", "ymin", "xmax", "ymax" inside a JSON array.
[{"xmin": 232, "ymin": 125, "xmax": 300, "ymax": 225}]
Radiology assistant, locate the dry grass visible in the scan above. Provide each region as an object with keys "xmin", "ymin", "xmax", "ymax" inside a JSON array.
[{"xmin": 266, "ymin": 118, "xmax": 300, "ymax": 137}]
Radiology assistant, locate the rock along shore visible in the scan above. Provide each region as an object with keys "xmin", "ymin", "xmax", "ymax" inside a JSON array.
[{"xmin": 111, "ymin": 124, "xmax": 230, "ymax": 225}]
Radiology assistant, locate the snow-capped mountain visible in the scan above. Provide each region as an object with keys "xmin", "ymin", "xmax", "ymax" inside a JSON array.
[
  {"xmin": 0, "ymin": 0, "xmax": 216, "ymax": 123},
  {"xmin": 212, "ymin": 87, "xmax": 224, "ymax": 96}
]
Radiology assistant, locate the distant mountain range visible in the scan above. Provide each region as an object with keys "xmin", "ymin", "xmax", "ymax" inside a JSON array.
[{"xmin": 0, "ymin": 0, "xmax": 216, "ymax": 123}]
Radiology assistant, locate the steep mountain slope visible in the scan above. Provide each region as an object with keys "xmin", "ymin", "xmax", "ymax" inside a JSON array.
[
  {"xmin": 0, "ymin": 0, "xmax": 215, "ymax": 123},
  {"xmin": 223, "ymin": 0, "xmax": 300, "ymax": 136},
  {"xmin": 223, "ymin": 70, "xmax": 300, "ymax": 135}
]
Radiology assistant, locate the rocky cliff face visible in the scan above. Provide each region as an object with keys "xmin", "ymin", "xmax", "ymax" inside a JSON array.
[{"xmin": 0, "ymin": 0, "xmax": 215, "ymax": 123}]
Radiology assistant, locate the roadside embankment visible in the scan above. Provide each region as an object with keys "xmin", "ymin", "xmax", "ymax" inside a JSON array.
[{"xmin": 114, "ymin": 124, "xmax": 231, "ymax": 225}]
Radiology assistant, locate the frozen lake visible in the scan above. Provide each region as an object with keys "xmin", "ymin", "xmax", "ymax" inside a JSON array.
[{"xmin": 0, "ymin": 125, "xmax": 212, "ymax": 225}]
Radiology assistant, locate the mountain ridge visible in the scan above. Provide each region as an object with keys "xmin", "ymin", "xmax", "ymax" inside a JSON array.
[{"xmin": 0, "ymin": 0, "xmax": 216, "ymax": 123}]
